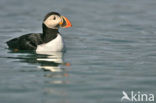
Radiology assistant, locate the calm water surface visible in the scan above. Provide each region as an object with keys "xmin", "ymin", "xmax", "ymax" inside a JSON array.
[{"xmin": 0, "ymin": 0, "xmax": 156, "ymax": 103}]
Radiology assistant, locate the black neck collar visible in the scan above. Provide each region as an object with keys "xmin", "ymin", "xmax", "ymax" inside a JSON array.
[{"xmin": 42, "ymin": 24, "xmax": 58, "ymax": 43}]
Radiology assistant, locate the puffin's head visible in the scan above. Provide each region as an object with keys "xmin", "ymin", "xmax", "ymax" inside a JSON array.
[{"xmin": 43, "ymin": 12, "xmax": 72, "ymax": 29}]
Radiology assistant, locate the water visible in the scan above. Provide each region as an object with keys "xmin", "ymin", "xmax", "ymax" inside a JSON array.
[{"xmin": 0, "ymin": 0, "xmax": 156, "ymax": 103}]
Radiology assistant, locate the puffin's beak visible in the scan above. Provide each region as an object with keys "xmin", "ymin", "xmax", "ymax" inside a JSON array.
[{"xmin": 59, "ymin": 16, "xmax": 72, "ymax": 28}]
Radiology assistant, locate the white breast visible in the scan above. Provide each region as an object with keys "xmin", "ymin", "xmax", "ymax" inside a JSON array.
[{"xmin": 36, "ymin": 34, "xmax": 64, "ymax": 52}]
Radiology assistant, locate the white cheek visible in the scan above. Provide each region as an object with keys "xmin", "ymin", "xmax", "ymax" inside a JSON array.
[
  {"xmin": 44, "ymin": 19, "xmax": 55, "ymax": 28},
  {"xmin": 44, "ymin": 16, "xmax": 61, "ymax": 29}
]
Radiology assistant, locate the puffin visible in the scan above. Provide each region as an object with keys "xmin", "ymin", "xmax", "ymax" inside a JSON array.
[{"xmin": 6, "ymin": 12, "xmax": 72, "ymax": 52}]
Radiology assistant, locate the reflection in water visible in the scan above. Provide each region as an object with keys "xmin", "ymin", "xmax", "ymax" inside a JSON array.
[
  {"xmin": 7, "ymin": 50, "xmax": 70, "ymax": 103},
  {"xmin": 36, "ymin": 51, "xmax": 64, "ymax": 72},
  {"xmin": 7, "ymin": 50, "xmax": 70, "ymax": 82},
  {"xmin": 8, "ymin": 50, "xmax": 68, "ymax": 72},
  {"xmin": 35, "ymin": 51, "xmax": 70, "ymax": 103}
]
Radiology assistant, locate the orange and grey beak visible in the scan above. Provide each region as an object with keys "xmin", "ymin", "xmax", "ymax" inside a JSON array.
[{"xmin": 59, "ymin": 16, "xmax": 72, "ymax": 28}]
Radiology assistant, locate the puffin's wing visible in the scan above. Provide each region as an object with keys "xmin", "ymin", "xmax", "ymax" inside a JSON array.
[
  {"xmin": 19, "ymin": 38, "xmax": 37, "ymax": 50},
  {"xmin": 7, "ymin": 33, "xmax": 43, "ymax": 50}
]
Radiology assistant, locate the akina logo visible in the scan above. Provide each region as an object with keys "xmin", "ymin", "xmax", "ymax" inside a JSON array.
[{"xmin": 121, "ymin": 91, "xmax": 155, "ymax": 102}]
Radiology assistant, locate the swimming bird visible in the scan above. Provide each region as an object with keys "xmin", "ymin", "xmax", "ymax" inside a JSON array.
[{"xmin": 6, "ymin": 12, "xmax": 72, "ymax": 52}]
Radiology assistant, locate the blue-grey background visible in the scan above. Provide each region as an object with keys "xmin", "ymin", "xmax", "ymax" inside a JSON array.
[{"xmin": 0, "ymin": 0, "xmax": 156, "ymax": 103}]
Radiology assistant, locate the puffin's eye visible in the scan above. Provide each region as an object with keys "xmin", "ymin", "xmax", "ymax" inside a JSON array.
[{"xmin": 53, "ymin": 16, "xmax": 56, "ymax": 20}]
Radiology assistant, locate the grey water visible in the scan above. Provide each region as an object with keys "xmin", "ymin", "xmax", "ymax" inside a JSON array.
[{"xmin": 0, "ymin": 0, "xmax": 156, "ymax": 103}]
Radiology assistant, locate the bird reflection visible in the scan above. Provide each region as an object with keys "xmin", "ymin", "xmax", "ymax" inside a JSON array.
[
  {"xmin": 36, "ymin": 51, "xmax": 64, "ymax": 72},
  {"xmin": 6, "ymin": 49, "xmax": 70, "ymax": 103},
  {"xmin": 7, "ymin": 49, "xmax": 71, "ymax": 86},
  {"xmin": 36, "ymin": 51, "xmax": 70, "ymax": 85},
  {"xmin": 7, "ymin": 50, "xmax": 70, "ymax": 73}
]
